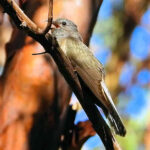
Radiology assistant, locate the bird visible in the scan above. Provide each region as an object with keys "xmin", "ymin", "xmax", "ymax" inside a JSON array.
[{"xmin": 51, "ymin": 18, "xmax": 126, "ymax": 136}]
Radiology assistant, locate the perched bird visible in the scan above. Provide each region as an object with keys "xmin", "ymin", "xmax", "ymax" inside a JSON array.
[{"xmin": 51, "ymin": 18, "xmax": 126, "ymax": 136}]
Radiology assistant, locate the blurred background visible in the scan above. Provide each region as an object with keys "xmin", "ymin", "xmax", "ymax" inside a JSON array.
[{"xmin": 0, "ymin": 0, "xmax": 150, "ymax": 150}]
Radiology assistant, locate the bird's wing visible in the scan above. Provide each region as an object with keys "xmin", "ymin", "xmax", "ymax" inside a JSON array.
[
  {"xmin": 63, "ymin": 38, "xmax": 111, "ymax": 108},
  {"xmin": 63, "ymin": 38, "xmax": 126, "ymax": 136}
]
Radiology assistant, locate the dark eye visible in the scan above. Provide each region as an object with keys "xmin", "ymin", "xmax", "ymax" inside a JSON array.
[{"xmin": 62, "ymin": 21, "xmax": 67, "ymax": 26}]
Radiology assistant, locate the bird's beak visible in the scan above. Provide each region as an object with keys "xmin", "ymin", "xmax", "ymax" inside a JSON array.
[{"xmin": 52, "ymin": 21, "xmax": 60, "ymax": 28}]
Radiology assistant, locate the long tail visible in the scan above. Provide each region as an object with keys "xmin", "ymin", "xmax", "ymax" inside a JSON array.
[
  {"xmin": 101, "ymin": 80, "xmax": 126, "ymax": 136},
  {"xmin": 108, "ymin": 107, "xmax": 126, "ymax": 136}
]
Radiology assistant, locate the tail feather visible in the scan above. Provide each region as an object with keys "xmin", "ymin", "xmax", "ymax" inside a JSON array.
[
  {"xmin": 101, "ymin": 80, "xmax": 126, "ymax": 136},
  {"xmin": 108, "ymin": 108, "xmax": 126, "ymax": 136}
]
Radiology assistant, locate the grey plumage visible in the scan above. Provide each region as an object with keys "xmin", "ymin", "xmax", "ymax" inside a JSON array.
[{"xmin": 51, "ymin": 18, "xmax": 126, "ymax": 136}]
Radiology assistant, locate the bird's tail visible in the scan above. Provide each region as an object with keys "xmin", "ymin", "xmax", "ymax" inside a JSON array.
[
  {"xmin": 108, "ymin": 106, "xmax": 126, "ymax": 136},
  {"xmin": 101, "ymin": 80, "xmax": 126, "ymax": 136}
]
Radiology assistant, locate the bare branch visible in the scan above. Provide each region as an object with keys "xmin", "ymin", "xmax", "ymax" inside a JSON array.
[
  {"xmin": 42, "ymin": 0, "xmax": 53, "ymax": 34},
  {"xmin": 7, "ymin": 0, "xmax": 41, "ymax": 32}
]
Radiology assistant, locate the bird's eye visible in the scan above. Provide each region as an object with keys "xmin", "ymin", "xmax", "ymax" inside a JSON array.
[{"xmin": 62, "ymin": 21, "xmax": 67, "ymax": 26}]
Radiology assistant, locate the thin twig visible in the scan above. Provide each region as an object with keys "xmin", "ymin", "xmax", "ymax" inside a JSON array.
[
  {"xmin": 32, "ymin": 52, "xmax": 47, "ymax": 55},
  {"xmin": 42, "ymin": 0, "xmax": 53, "ymax": 34}
]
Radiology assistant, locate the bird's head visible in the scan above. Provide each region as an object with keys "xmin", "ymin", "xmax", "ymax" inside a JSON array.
[
  {"xmin": 51, "ymin": 18, "xmax": 82, "ymax": 40},
  {"xmin": 52, "ymin": 18, "xmax": 78, "ymax": 32}
]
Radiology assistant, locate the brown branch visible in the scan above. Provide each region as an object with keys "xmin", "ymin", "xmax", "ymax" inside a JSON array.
[
  {"xmin": 8, "ymin": 0, "xmax": 40, "ymax": 32},
  {"xmin": 42, "ymin": 0, "xmax": 53, "ymax": 34},
  {"xmin": 0, "ymin": 0, "xmax": 121, "ymax": 149}
]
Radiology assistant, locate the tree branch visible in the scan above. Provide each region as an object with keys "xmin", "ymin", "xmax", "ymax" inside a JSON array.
[
  {"xmin": 43, "ymin": 0, "xmax": 53, "ymax": 34},
  {"xmin": 3, "ymin": 0, "xmax": 40, "ymax": 32},
  {"xmin": 0, "ymin": 0, "xmax": 121, "ymax": 149}
]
